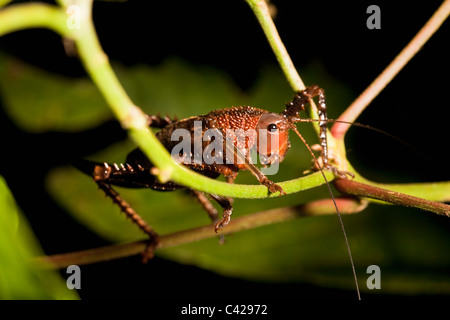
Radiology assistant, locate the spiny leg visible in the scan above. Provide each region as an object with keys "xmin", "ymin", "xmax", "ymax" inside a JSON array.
[
  {"xmin": 292, "ymin": 86, "xmax": 354, "ymax": 179},
  {"xmin": 316, "ymin": 88, "xmax": 329, "ymax": 169},
  {"xmin": 94, "ymin": 166, "xmax": 159, "ymax": 263},
  {"xmin": 315, "ymin": 89, "xmax": 355, "ymax": 178},
  {"xmin": 290, "ymin": 85, "xmax": 330, "ymax": 169}
]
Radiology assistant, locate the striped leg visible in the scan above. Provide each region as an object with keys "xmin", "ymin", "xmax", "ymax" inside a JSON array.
[
  {"xmin": 316, "ymin": 87, "xmax": 330, "ymax": 169},
  {"xmin": 290, "ymin": 85, "xmax": 353, "ymax": 178},
  {"xmin": 315, "ymin": 89, "xmax": 354, "ymax": 178},
  {"xmin": 94, "ymin": 168, "xmax": 159, "ymax": 263}
]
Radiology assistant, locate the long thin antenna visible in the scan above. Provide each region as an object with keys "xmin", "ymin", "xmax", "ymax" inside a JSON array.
[
  {"xmin": 292, "ymin": 126, "xmax": 361, "ymax": 300},
  {"xmin": 297, "ymin": 118, "xmax": 436, "ymax": 168}
]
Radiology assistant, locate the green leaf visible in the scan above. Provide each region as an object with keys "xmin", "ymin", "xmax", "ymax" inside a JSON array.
[
  {"xmin": 0, "ymin": 175, "xmax": 78, "ymax": 299},
  {"xmin": 0, "ymin": 51, "xmax": 111, "ymax": 132}
]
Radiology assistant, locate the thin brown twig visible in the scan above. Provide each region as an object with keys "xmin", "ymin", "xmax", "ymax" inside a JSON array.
[
  {"xmin": 331, "ymin": 0, "xmax": 450, "ymax": 139},
  {"xmin": 334, "ymin": 179, "xmax": 450, "ymax": 217},
  {"xmin": 35, "ymin": 197, "xmax": 366, "ymax": 269}
]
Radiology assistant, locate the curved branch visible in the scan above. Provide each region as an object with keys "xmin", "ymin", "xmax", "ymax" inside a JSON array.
[
  {"xmin": 0, "ymin": 3, "xmax": 71, "ymax": 37},
  {"xmin": 334, "ymin": 178, "xmax": 450, "ymax": 217},
  {"xmin": 331, "ymin": 0, "xmax": 450, "ymax": 139},
  {"xmin": 35, "ymin": 197, "xmax": 366, "ymax": 269},
  {"xmin": 245, "ymin": 0, "xmax": 304, "ymax": 92}
]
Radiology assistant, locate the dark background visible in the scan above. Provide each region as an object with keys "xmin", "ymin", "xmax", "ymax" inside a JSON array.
[{"xmin": 0, "ymin": 0, "xmax": 449, "ymax": 301}]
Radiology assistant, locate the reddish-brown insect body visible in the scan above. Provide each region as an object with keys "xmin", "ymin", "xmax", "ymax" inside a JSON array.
[{"xmin": 73, "ymin": 85, "xmax": 332, "ymax": 261}]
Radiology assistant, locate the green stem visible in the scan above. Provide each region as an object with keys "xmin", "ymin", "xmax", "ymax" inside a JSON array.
[
  {"xmin": 244, "ymin": 0, "xmax": 319, "ymax": 123},
  {"xmin": 244, "ymin": 0, "xmax": 341, "ymax": 158},
  {"xmin": 0, "ymin": 3, "xmax": 71, "ymax": 37},
  {"xmin": 0, "ymin": 0, "xmax": 13, "ymax": 9},
  {"xmin": 245, "ymin": 0, "xmax": 304, "ymax": 92}
]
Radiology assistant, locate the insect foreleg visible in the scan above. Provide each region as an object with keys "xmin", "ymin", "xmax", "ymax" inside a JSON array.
[
  {"xmin": 191, "ymin": 190, "xmax": 228, "ymax": 244},
  {"xmin": 208, "ymin": 194, "xmax": 234, "ymax": 232},
  {"xmin": 146, "ymin": 114, "xmax": 175, "ymax": 128},
  {"xmin": 223, "ymin": 134, "xmax": 285, "ymax": 195}
]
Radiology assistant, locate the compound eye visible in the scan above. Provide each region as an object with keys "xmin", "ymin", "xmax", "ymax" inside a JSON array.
[{"xmin": 268, "ymin": 123, "xmax": 278, "ymax": 132}]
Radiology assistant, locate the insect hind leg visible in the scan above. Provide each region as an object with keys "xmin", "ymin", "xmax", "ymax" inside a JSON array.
[
  {"xmin": 94, "ymin": 165, "xmax": 159, "ymax": 263},
  {"xmin": 191, "ymin": 190, "xmax": 220, "ymax": 222}
]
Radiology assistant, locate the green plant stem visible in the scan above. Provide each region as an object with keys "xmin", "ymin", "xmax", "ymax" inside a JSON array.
[
  {"xmin": 0, "ymin": 3, "xmax": 70, "ymax": 37},
  {"xmin": 245, "ymin": 0, "xmax": 304, "ymax": 92},
  {"xmin": 0, "ymin": 0, "xmax": 13, "ymax": 9},
  {"xmin": 36, "ymin": 197, "xmax": 366, "ymax": 269},
  {"xmin": 244, "ymin": 0, "xmax": 321, "ymax": 123},
  {"xmin": 244, "ymin": 0, "xmax": 342, "ymax": 158}
]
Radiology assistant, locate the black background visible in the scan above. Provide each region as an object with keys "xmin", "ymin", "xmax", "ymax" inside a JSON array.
[{"xmin": 0, "ymin": 0, "xmax": 449, "ymax": 301}]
